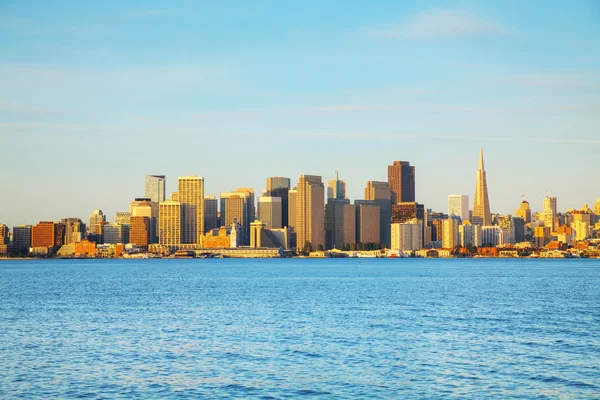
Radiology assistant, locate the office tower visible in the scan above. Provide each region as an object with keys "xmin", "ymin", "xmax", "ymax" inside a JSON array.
[
  {"xmin": 145, "ymin": 175, "xmax": 166, "ymax": 204},
  {"xmin": 32, "ymin": 221, "xmax": 63, "ymax": 249},
  {"xmin": 391, "ymin": 222, "xmax": 422, "ymax": 251},
  {"xmin": 103, "ymin": 223, "xmax": 130, "ymax": 244},
  {"xmin": 178, "ymin": 176, "xmax": 204, "ymax": 244},
  {"xmin": 534, "ymin": 226, "xmax": 551, "ymax": 248},
  {"xmin": 327, "ymin": 170, "xmax": 347, "ymax": 200},
  {"xmin": 203, "ymin": 196, "xmax": 218, "ymax": 232},
  {"xmin": 472, "ymin": 148, "xmax": 491, "ymax": 226},
  {"xmin": 296, "ymin": 175, "xmax": 325, "ymax": 250},
  {"xmin": 88, "ymin": 210, "xmax": 106, "ymax": 235},
  {"xmin": 392, "ymin": 202, "xmax": 425, "ymax": 223},
  {"xmin": 364, "ymin": 181, "xmax": 392, "ymax": 248},
  {"xmin": 325, "ymin": 199, "xmax": 355, "ymax": 250},
  {"xmin": 354, "ymin": 200, "xmax": 381, "ymax": 245},
  {"xmin": 258, "ymin": 196, "xmax": 283, "ymax": 229},
  {"xmin": 130, "ymin": 198, "xmax": 157, "ymax": 244},
  {"xmin": 431, "ymin": 217, "xmax": 446, "ymax": 242},
  {"xmin": 61, "ymin": 218, "xmax": 85, "ymax": 245},
  {"xmin": 388, "ymin": 161, "xmax": 415, "ymax": 204},
  {"xmin": 237, "ymin": 187, "xmax": 256, "ymax": 223},
  {"xmin": 448, "ymin": 195, "xmax": 469, "ymax": 222},
  {"xmin": 459, "ymin": 223, "xmax": 482, "ymax": 247},
  {"xmin": 266, "ymin": 177, "xmax": 291, "ymax": 228},
  {"xmin": 481, "ymin": 226, "xmax": 509, "ymax": 247},
  {"xmin": 115, "ymin": 212, "xmax": 131, "ymax": 225},
  {"xmin": 542, "ymin": 196, "xmax": 557, "ymax": 232},
  {"xmin": 159, "ymin": 200, "xmax": 182, "ymax": 246},
  {"xmin": 513, "ymin": 217, "xmax": 525, "ymax": 243},
  {"xmin": 12, "ymin": 225, "xmax": 32, "ymax": 254},
  {"xmin": 0, "ymin": 224, "xmax": 8, "ymax": 245},
  {"xmin": 572, "ymin": 220, "xmax": 590, "ymax": 241},
  {"xmin": 130, "ymin": 216, "xmax": 150, "ymax": 248},
  {"xmin": 221, "ymin": 190, "xmax": 253, "ymax": 245},
  {"xmin": 442, "ymin": 218, "xmax": 460, "ymax": 249},
  {"xmin": 594, "ymin": 198, "xmax": 600, "ymax": 223},
  {"xmin": 288, "ymin": 189, "xmax": 297, "ymax": 247},
  {"xmin": 516, "ymin": 200, "xmax": 532, "ymax": 223},
  {"xmin": 497, "ymin": 215, "xmax": 516, "ymax": 245}
]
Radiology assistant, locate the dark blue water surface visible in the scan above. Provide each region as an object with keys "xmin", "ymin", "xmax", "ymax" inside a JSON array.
[{"xmin": 1, "ymin": 258, "xmax": 599, "ymax": 399}]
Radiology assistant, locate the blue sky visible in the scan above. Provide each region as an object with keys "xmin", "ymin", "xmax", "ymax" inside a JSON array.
[{"xmin": 1, "ymin": 1, "xmax": 599, "ymax": 227}]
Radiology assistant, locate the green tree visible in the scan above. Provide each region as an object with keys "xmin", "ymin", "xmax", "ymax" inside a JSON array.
[
  {"xmin": 304, "ymin": 241, "xmax": 313, "ymax": 254},
  {"xmin": 350, "ymin": 243, "xmax": 356, "ymax": 251},
  {"xmin": 343, "ymin": 242, "xmax": 350, "ymax": 251},
  {"xmin": 317, "ymin": 244, "xmax": 324, "ymax": 251}
]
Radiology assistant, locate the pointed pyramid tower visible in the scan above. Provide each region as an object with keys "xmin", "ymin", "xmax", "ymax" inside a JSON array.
[{"xmin": 472, "ymin": 148, "xmax": 491, "ymax": 226}]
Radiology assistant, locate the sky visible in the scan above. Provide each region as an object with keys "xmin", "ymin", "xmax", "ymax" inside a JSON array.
[{"xmin": 1, "ymin": 0, "xmax": 599, "ymax": 227}]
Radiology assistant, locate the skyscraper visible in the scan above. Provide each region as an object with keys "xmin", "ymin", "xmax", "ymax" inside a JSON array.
[
  {"xmin": 0, "ymin": 224, "xmax": 8, "ymax": 245},
  {"xmin": 542, "ymin": 196, "xmax": 557, "ymax": 232},
  {"xmin": 145, "ymin": 175, "xmax": 166, "ymax": 204},
  {"xmin": 220, "ymin": 190, "xmax": 253, "ymax": 245},
  {"xmin": 61, "ymin": 218, "xmax": 85, "ymax": 245},
  {"xmin": 159, "ymin": 200, "xmax": 181, "ymax": 247},
  {"xmin": 288, "ymin": 188, "xmax": 297, "ymax": 247},
  {"xmin": 354, "ymin": 200, "xmax": 380, "ymax": 245},
  {"xmin": 364, "ymin": 181, "xmax": 392, "ymax": 248},
  {"xmin": 516, "ymin": 200, "xmax": 532, "ymax": 223},
  {"xmin": 88, "ymin": 210, "xmax": 106, "ymax": 235},
  {"xmin": 472, "ymin": 148, "xmax": 491, "ymax": 226},
  {"xmin": 442, "ymin": 218, "xmax": 460, "ymax": 249},
  {"xmin": 130, "ymin": 198, "xmax": 157, "ymax": 244},
  {"xmin": 391, "ymin": 222, "xmax": 422, "ymax": 251},
  {"xmin": 203, "ymin": 196, "xmax": 218, "ymax": 232},
  {"xmin": 388, "ymin": 161, "xmax": 415, "ymax": 204},
  {"xmin": 327, "ymin": 170, "xmax": 347, "ymax": 200},
  {"xmin": 12, "ymin": 225, "xmax": 32, "ymax": 254},
  {"xmin": 448, "ymin": 195, "xmax": 469, "ymax": 222},
  {"xmin": 103, "ymin": 223, "xmax": 130, "ymax": 244},
  {"xmin": 258, "ymin": 196, "xmax": 282, "ymax": 229},
  {"xmin": 115, "ymin": 212, "xmax": 131, "ymax": 225},
  {"xmin": 177, "ymin": 176, "xmax": 204, "ymax": 244},
  {"xmin": 325, "ymin": 199, "xmax": 355, "ymax": 250},
  {"xmin": 266, "ymin": 177, "xmax": 291, "ymax": 228},
  {"xmin": 296, "ymin": 175, "xmax": 325, "ymax": 250},
  {"xmin": 130, "ymin": 216, "xmax": 150, "ymax": 249}
]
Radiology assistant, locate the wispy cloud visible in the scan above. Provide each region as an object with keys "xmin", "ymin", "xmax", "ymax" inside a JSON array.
[
  {"xmin": 123, "ymin": 8, "xmax": 183, "ymax": 19},
  {"xmin": 367, "ymin": 9, "xmax": 515, "ymax": 40}
]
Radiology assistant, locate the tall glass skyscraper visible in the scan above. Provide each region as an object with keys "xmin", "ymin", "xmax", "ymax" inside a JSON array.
[{"xmin": 145, "ymin": 175, "xmax": 166, "ymax": 204}]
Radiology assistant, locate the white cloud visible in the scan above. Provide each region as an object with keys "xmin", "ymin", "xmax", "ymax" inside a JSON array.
[{"xmin": 367, "ymin": 9, "xmax": 515, "ymax": 40}]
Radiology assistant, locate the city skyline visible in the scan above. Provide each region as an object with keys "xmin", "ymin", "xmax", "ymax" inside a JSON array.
[
  {"xmin": 0, "ymin": 150, "xmax": 598, "ymax": 228},
  {"xmin": 1, "ymin": 1, "xmax": 599, "ymax": 226}
]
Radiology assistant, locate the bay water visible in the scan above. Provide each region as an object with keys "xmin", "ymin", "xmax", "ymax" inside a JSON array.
[{"xmin": 1, "ymin": 258, "xmax": 599, "ymax": 398}]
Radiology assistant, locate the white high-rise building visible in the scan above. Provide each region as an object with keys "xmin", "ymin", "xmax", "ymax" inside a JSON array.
[
  {"xmin": 459, "ymin": 224, "xmax": 482, "ymax": 247},
  {"xmin": 448, "ymin": 194, "xmax": 469, "ymax": 222},
  {"xmin": 542, "ymin": 196, "xmax": 557, "ymax": 232},
  {"xmin": 442, "ymin": 218, "xmax": 460, "ymax": 249},
  {"xmin": 391, "ymin": 222, "xmax": 422, "ymax": 251},
  {"xmin": 481, "ymin": 226, "xmax": 509, "ymax": 247}
]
